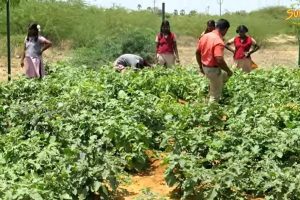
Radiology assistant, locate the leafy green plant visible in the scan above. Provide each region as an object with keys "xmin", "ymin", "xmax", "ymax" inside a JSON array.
[
  {"xmin": 71, "ymin": 28, "xmax": 156, "ymax": 67},
  {"xmin": 1, "ymin": 64, "xmax": 300, "ymax": 199}
]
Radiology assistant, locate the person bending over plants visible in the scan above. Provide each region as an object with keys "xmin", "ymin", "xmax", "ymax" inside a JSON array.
[{"xmin": 113, "ymin": 54, "xmax": 151, "ymax": 73}]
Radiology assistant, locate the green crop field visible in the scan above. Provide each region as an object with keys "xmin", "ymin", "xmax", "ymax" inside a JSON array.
[
  {"xmin": 1, "ymin": 0, "xmax": 300, "ymax": 200},
  {"xmin": 1, "ymin": 64, "xmax": 300, "ymax": 199}
]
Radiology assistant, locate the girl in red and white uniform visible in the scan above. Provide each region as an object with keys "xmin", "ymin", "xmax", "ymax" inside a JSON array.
[
  {"xmin": 155, "ymin": 20, "xmax": 180, "ymax": 67},
  {"xmin": 226, "ymin": 25, "xmax": 260, "ymax": 73}
]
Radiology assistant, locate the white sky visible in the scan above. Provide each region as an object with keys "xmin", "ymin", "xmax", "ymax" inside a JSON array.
[{"xmin": 86, "ymin": 0, "xmax": 294, "ymax": 15}]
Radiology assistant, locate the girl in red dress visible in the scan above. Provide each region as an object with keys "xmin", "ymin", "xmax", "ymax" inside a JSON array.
[{"xmin": 226, "ymin": 25, "xmax": 260, "ymax": 73}]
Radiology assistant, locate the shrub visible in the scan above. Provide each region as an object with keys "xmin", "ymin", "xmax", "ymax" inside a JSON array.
[{"xmin": 72, "ymin": 28, "xmax": 156, "ymax": 67}]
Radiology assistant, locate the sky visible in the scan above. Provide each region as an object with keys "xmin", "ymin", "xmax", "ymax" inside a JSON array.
[{"xmin": 86, "ymin": 0, "xmax": 294, "ymax": 15}]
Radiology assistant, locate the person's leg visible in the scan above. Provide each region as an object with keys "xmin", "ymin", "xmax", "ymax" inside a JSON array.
[
  {"xmin": 221, "ymin": 70, "xmax": 229, "ymax": 83},
  {"xmin": 243, "ymin": 58, "xmax": 252, "ymax": 73},
  {"xmin": 233, "ymin": 59, "xmax": 239, "ymax": 70},
  {"xmin": 235, "ymin": 59, "xmax": 243, "ymax": 71},
  {"xmin": 236, "ymin": 59, "xmax": 252, "ymax": 73},
  {"xmin": 157, "ymin": 54, "xmax": 166, "ymax": 66},
  {"xmin": 24, "ymin": 57, "xmax": 38, "ymax": 78},
  {"xmin": 38, "ymin": 58, "xmax": 45, "ymax": 78},
  {"xmin": 203, "ymin": 67, "xmax": 224, "ymax": 103},
  {"xmin": 164, "ymin": 54, "xmax": 175, "ymax": 67}
]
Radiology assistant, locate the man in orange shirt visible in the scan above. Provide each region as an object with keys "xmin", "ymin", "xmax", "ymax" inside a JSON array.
[{"xmin": 196, "ymin": 19, "xmax": 233, "ymax": 103}]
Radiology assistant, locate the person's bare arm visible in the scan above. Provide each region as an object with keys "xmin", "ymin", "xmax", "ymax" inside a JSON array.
[
  {"xmin": 215, "ymin": 56, "xmax": 233, "ymax": 77},
  {"xmin": 225, "ymin": 38, "xmax": 235, "ymax": 54},
  {"xmin": 225, "ymin": 38, "xmax": 235, "ymax": 53},
  {"xmin": 195, "ymin": 49, "xmax": 204, "ymax": 75},
  {"xmin": 155, "ymin": 42, "xmax": 159, "ymax": 63},
  {"xmin": 20, "ymin": 44, "xmax": 26, "ymax": 68},
  {"xmin": 155, "ymin": 35, "xmax": 160, "ymax": 63},
  {"xmin": 245, "ymin": 38, "xmax": 260, "ymax": 57},
  {"xmin": 173, "ymin": 41, "xmax": 180, "ymax": 63},
  {"xmin": 41, "ymin": 39, "xmax": 52, "ymax": 54},
  {"xmin": 225, "ymin": 43, "xmax": 235, "ymax": 53},
  {"xmin": 246, "ymin": 44, "xmax": 260, "ymax": 58},
  {"xmin": 155, "ymin": 41, "xmax": 159, "ymax": 51}
]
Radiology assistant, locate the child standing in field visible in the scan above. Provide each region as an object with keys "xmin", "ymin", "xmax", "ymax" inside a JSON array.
[
  {"xmin": 20, "ymin": 23, "xmax": 52, "ymax": 78},
  {"xmin": 225, "ymin": 25, "xmax": 260, "ymax": 73},
  {"xmin": 199, "ymin": 20, "xmax": 215, "ymax": 39},
  {"xmin": 155, "ymin": 20, "xmax": 180, "ymax": 67}
]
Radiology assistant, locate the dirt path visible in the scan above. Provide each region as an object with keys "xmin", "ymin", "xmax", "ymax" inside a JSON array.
[
  {"xmin": 0, "ymin": 35, "xmax": 298, "ymax": 82},
  {"xmin": 177, "ymin": 35, "xmax": 298, "ymax": 69},
  {"xmin": 115, "ymin": 154, "xmax": 175, "ymax": 200},
  {"xmin": 0, "ymin": 44, "xmax": 70, "ymax": 82}
]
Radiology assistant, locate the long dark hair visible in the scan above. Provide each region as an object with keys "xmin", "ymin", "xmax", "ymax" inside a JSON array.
[
  {"xmin": 160, "ymin": 20, "xmax": 171, "ymax": 36},
  {"xmin": 205, "ymin": 20, "xmax": 215, "ymax": 33},
  {"xmin": 26, "ymin": 23, "xmax": 39, "ymax": 42},
  {"xmin": 207, "ymin": 20, "xmax": 215, "ymax": 27},
  {"xmin": 236, "ymin": 25, "xmax": 249, "ymax": 33}
]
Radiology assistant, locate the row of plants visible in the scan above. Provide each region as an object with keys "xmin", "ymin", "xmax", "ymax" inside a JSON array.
[{"xmin": 1, "ymin": 64, "xmax": 300, "ymax": 199}]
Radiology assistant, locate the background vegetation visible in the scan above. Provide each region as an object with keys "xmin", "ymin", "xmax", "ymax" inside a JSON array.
[{"xmin": 0, "ymin": 0, "xmax": 296, "ymax": 65}]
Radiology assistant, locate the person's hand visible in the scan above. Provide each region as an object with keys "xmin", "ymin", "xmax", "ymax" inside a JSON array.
[
  {"xmin": 155, "ymin": 55, "xmax": 159, "ymax": 64},
  {"xmin": 199, "ymin": 71, "xmax": 205, "ymax": 76},
  {"xmin": 245, "ymin": 52, "xmax": 251, "ymax": 58},
  {"xmin": 199, "ymin": 68, "xmax": 205, "ymax": 76},
  {"xmin": 227, "ymin": 70, "xmax": 233, "ymax": 77}
]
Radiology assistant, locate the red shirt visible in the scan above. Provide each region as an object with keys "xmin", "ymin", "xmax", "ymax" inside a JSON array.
[
  {"xmin": 234, "ymin": 36, "xmax": 253, "ymax": 60},
  {"xmin": 197, "ymin": 30, "xmax": 225, "ymax": 67},
  {"xmin": 156, "ymin": 33, "xmax": 176, "ymax": 54}
]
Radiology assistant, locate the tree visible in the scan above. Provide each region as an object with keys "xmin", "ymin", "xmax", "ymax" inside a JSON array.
[
  {"xmin": 180, "ymin": 9, "xmax": 185, "ymax": 16},
  {"xmin": 137, "ymin": 4, "xmax": 142, "ymax": 11},
  {"xmin": 189, "ymin": 10, "xmax": 197, "ymax": 16},
  {"xmin": 174, "ymin": 9, "xmax": 178, "ymax": 15},
  {"xmin": 147, "ymin": 6, "xmax": 152, "ymax": 12},
  {"xmin": 0, "ymin": 0, "xmax": 24, "ymax": 9}
]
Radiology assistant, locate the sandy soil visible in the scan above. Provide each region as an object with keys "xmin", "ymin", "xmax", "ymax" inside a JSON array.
[
  {"xmin": 115, "ymin": 154, "xmax": 175, "ymax": 200},
  {"xmin": 177, "ymin": 35, "xmax": 298, "ymax": 69},
  {"xmin": 0, "ymin": 41, "xmax": 71, "ymax": 82}
]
